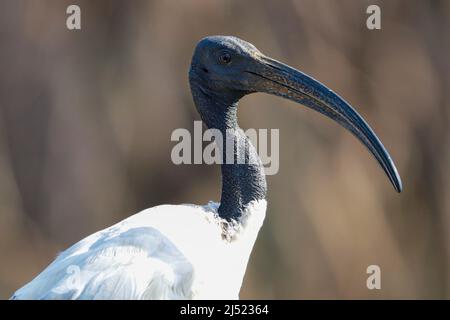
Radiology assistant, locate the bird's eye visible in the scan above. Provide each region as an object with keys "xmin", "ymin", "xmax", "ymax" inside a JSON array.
[{"xmin": 218, "ymin": 52, "xmax": 232, "ymax": 65}]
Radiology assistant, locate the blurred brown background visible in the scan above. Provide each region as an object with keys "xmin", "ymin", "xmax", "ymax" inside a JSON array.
[{"xmin": 0, "ymin": 0, "xmax": 449, "ymax": 299}]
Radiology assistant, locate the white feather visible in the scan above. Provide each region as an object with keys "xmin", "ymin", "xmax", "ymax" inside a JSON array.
[{"xmin": 11, "ymin": 200, "xmax": 266, "ymax": 300}]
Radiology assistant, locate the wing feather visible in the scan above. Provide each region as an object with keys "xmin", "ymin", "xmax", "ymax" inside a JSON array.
[{"xmin": 12, "ymin": 212, "xmax": 195, "ymax": 300}]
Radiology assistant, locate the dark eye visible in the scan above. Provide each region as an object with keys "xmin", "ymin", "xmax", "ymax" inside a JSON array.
[{"xmin": 218, "ymin": 52, "xmax": 232, "ymax": 65}]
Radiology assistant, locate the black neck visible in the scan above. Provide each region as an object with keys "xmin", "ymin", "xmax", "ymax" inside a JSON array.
[{"xmin": 190, "ymin": 83, "xmax": 267, "ymax": 221}]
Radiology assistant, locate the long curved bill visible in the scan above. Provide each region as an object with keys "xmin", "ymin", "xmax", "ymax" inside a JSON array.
[{"xmin": 247, "ymin": 55, "xmax": 402, "ymax": 192}]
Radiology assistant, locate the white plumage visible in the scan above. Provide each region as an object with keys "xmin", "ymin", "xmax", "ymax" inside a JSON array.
[{"xmin": 12, "ymin": 200, "xmax": 266, "ymax": 300}]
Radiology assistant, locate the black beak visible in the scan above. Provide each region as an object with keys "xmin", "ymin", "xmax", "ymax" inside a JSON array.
[{"xmin": 247, "ymin": 55, "xmax": 402, "ymax": 193}]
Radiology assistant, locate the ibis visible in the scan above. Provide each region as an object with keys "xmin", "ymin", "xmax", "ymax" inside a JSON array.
[{"xmin": 11, "ymin": 36, "xmax": 402, "ymax": 300}]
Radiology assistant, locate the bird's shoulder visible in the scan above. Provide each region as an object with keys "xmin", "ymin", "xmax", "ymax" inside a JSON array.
[{"xmin": 11, "ymin": 203, "xmax": 221, "ymax": 300}]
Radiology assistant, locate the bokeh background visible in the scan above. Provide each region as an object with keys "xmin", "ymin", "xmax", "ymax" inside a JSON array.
[{"xmin": 0, "ymin": 0, "xmax": 449, "ymax": 299}]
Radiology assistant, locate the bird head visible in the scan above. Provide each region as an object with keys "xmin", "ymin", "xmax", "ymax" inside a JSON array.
[{"xmin": 189, "ymin": 35, "xmax": 402, "ymax": 193}]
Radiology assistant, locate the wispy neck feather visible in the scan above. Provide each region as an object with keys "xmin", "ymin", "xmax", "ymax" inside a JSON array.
[{"xmin": 190, "ymin": 83, "xmax": 267, "ymax": 221}]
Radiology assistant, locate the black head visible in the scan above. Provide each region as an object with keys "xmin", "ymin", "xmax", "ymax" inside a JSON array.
[
  {"xmin": 189, "ymin": 36, "xmax": 262, "ymax": 97},
  {"xmin": 188, "ymin": 35, "xmax": 402, "ymax": 193}
]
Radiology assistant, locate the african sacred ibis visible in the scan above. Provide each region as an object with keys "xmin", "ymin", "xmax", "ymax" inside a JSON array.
[{"xmin": 11, "ymin": 36, "xmax": 402, "ymax": 300}]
